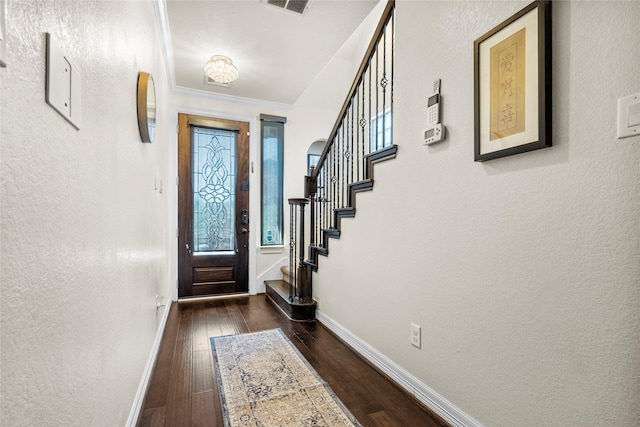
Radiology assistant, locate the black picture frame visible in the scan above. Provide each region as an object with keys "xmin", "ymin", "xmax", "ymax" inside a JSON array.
[{"xmin": 474, "ymin": 0, "xmax": 551, "ymax": 161}]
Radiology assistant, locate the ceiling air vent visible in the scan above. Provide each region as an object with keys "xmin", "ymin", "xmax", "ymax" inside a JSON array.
[
  {"xmin": 263, "ymin": 0, "xmax": 310, "ymax": 15},
  {"xmin": 204, "ymin": 75, "xmax": 231, "ymax": 88}
]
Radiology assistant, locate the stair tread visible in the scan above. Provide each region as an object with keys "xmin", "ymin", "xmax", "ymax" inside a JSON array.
[
  {"xmin": 264, "ymin": 280, "xmax": 316, "ymax": 306},
  {"xmin": 265, "ymin": 280, "xmax": 317, "ymax": 322}
]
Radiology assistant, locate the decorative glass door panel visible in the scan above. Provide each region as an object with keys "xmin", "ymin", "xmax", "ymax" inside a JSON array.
[{"xmin": 192, "ymin": 127, "xmax": 237, "ymax": 254}]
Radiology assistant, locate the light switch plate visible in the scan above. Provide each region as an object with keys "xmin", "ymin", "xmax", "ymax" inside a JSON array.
[
  {"xmin": 410, "ymin": 323, "xmax": 421, "ymax": 348},
  {"xmin": 45, "ymin": 33, "xmax": 81, "ymax": 129},
  {"xmin": 617, "ymin": 92, "xmax": 640, "ymax": 139}
]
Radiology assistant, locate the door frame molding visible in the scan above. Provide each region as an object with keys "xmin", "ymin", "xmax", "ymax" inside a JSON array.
[
  {"xmin": 177, "ymin": 113, "xmax": 250, "ymax": 297},
  {"xmin": 168, "ymin": 106, "xmax": 259, "ymax": 301}
]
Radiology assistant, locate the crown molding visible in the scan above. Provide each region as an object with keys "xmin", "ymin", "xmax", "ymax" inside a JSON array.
[
  {"xmin": 153, "ymin": 0, "xmax": 292, "ymax": 111},
  {"xmin": 152, "ymin": 0, "xmax": 176, "ymax": 90},
  {"xmin": 173, "ymin": 85, "xmax": 292, "ymax": 111}
]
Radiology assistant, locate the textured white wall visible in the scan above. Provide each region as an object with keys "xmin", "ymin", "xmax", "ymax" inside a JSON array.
[
  {"xmin": 1, "ymin": 1, "xmax": 171, "ymax": 425},
  {"xmin": 315, "ymin": 1, "xmax": 640, "ymax": 426}
]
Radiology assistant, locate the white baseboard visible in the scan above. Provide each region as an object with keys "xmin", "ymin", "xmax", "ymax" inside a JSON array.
[
  {"xmin": 315, "ymin": 310, "xmax": 484, "ymax": 427},
  {"xmin": 125, "ymin": 298, "xmax": 173, "ymax": 426}
]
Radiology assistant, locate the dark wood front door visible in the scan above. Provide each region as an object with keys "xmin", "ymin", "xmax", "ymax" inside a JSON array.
[{"xmin": 178, "ymin": 113, "xmax": 250, "ymax": 297}]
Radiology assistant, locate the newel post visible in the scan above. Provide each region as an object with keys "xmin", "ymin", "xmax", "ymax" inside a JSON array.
[{"xmin": 288, "ymin": 197, "xmax": 312, "ymax": 302}]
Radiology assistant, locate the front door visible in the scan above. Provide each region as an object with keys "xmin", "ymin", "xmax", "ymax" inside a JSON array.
[{"xmin": 178, "ymin": 113, "xmax": 250, "ymax": 297}]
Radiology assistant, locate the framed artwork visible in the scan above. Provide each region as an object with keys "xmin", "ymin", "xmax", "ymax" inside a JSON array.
[
  {"xmin": 307, "ymin": 154, "xmax": 320, "ymax": 174},
  {"xmin": 474, "ymin": 0, "xmax": 551, "ymax": 161}
]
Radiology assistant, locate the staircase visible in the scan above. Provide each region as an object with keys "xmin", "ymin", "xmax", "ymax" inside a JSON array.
[
  {"xmin": 265, "ymin": 198, "xmax": 317, "ymax": 321},
  {"xmin": 265, "ymin": 0, "xmax": 396, "ymax": 322}
]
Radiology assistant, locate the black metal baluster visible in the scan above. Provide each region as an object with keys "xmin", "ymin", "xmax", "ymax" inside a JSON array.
[
  {"xmin": 298, "ymin": 202, "xmax": 306, "ymax": 300},
  {"xmin": 328, "ymin": 143, "xmax": 332, "ymax": 221},
  {"xmin": 289, "ymin": 203, "xmax": 294, "ymax": 300},
  {"xmin": 309, "ymin": 176, "xmax": 315, "ymax": 257},
  {"xmin": 321, "ymin": 165, "xmax": 325, "ymax": 244},
  {"xmin": 293, "ymin": 203, "xmax": 298, "ymax": 299},
  {"xmin": 344, "ymin": 106, "xmax": 348, "ymax": 190},
  {"xmin": 340, "ymin": 123, "xmax": 345, "ymax": 207},
  {"xmin": 324, "ymin": 151, "xmax": 328, "ymax": 230},
  {"xmin": 375, "ymin": 45, "xmax": 379, "ymax": 152},
  {"xmin": 383, "ymin": 28, "xmax": 387, "ymax": 148},
  {"xmin": 337, "ymin": 130, "xmax": 342, "ymax": 209},
  {"xmin": 356, "ymin": 82, "xmax": 361, "ymax": 182},
  {"xmin": 316, "ymin": 169, "xmax": 320, "ymax": 247},
  {"xmin": 361, "ymin": 75, "xmax": 366, "ymax": 177},
  {"xmin": 321, "ymin": 162, "xmax": 325, "ymax": 239},
  {"xmin": 345, "ymin": 113, "xmax": 349, "ymax": 197},
  {"xmin": 336, "ymin": 129, "xmax": 340, "ymax": 210},
  {"xmin": 332, "ymin": 142, "xmax": 337, "ymax": 224},
  {"xmin": 390, "ymin": 9, "xmax": 395, "ymax": 147},
  {"xmin": 349, "ymin": 102, "xmax": 354, "ymax": 186},
  {"xmin": 368, "ymin": 57, "xmax": 372, "ymax": 158},
  {"xmin": 325, "ymin": 156, "xmax": 330, "ymax": 231}
]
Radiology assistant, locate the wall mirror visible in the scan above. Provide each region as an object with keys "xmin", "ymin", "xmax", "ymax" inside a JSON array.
[{"xmin": 137, "ymin": 72, "xmax": 156, "ymax": 143}]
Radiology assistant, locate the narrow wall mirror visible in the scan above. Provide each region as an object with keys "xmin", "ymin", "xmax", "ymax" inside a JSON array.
[{"xmin": 137, "ymin": 72, "xmax": 156, "ymax": 143}]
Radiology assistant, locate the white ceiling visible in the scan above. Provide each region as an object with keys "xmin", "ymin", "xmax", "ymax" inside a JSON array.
[{"xmin": 162, "ymin": 0, "xmax": 380, "ymax": 106}]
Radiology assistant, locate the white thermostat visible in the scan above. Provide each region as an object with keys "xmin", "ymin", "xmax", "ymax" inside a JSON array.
[{"xmin": 424, "ymin": 123, "xmax": 445, "ymax": 145}]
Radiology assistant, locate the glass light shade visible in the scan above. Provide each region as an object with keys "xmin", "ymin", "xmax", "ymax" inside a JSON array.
[{"xmin": 204, "ymin": 55, "xmax": 239, "ymax": 84}]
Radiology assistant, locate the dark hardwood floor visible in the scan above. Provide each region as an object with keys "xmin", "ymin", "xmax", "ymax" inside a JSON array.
[{"xmin": 137, "ymin": 294, "xmax": 445, "ymax": 427}]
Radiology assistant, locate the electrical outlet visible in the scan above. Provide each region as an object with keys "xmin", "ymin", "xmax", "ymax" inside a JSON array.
[
  {"xmin": 155, "ymin": 294, "xmax": 166, "ymax": 312},
  {"xmin": 410, "ymin": 323, "xmax": 421, "ymax": 348}
]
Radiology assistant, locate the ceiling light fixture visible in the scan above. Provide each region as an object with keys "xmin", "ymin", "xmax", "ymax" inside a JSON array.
[{"xmin": 204, "ymin": 55, "xmax": 239, "ymax": 84}]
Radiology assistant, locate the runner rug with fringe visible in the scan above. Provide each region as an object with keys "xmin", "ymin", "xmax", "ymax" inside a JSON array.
[{"xmin": 210, "ymin": 328, "xmax": 361, "ymax": 427}]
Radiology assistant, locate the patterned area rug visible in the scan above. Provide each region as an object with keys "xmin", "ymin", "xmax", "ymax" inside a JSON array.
[{"xmin": 210, "ymin": 328, "xmax": 361, "ymax": 427}]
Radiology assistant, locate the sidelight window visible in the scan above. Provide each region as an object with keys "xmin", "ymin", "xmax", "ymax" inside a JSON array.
[{"xmin": 260, "ymin": 114, "xmax": 286, "ymax": 246}]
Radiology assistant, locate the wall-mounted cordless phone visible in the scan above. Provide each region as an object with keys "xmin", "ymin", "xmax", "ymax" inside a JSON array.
[
  {"xmin": 424, "ymin": 79, "xmax": 446, "ymax": 145},
  {"xmin": 427, "ymin": 93, "xmax": 440, "ymax": 126}
]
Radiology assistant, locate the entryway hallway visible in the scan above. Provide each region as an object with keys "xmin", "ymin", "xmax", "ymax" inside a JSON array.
[{"xmin": 138, "ymin": 295, "xmax": 445, "ymax": 426}]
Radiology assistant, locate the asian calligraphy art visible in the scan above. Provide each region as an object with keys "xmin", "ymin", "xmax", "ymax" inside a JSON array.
[
  {"xmin": 489, "ymin": 28, "xmax": 526, "ymax": 141},
  {"xmin": 474, "ymin": 1, "xmax": 552, "ymax": 161}
]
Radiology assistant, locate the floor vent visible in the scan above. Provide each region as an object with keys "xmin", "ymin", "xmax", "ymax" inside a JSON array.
[{"xmin": 263, "ymin": 0, "xmax": 310, "ymax": 15}]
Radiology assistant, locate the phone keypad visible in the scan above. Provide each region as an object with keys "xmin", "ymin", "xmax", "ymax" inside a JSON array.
[{"xmin": 428, "ymin": 106, "xmax": 439, "ymax": 125}]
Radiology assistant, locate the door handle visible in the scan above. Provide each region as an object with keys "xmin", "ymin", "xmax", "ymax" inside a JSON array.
[
  {"xmin": 241, "ymin": 228, "xmax": 248, "ymax": 234},
  {"xmin": 241, "ymin": 209, "xmax": 249, "ymax": 225},
  {"xmin": 186, "ymin": 243, "xmax": 192, "ymax": 254}
]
